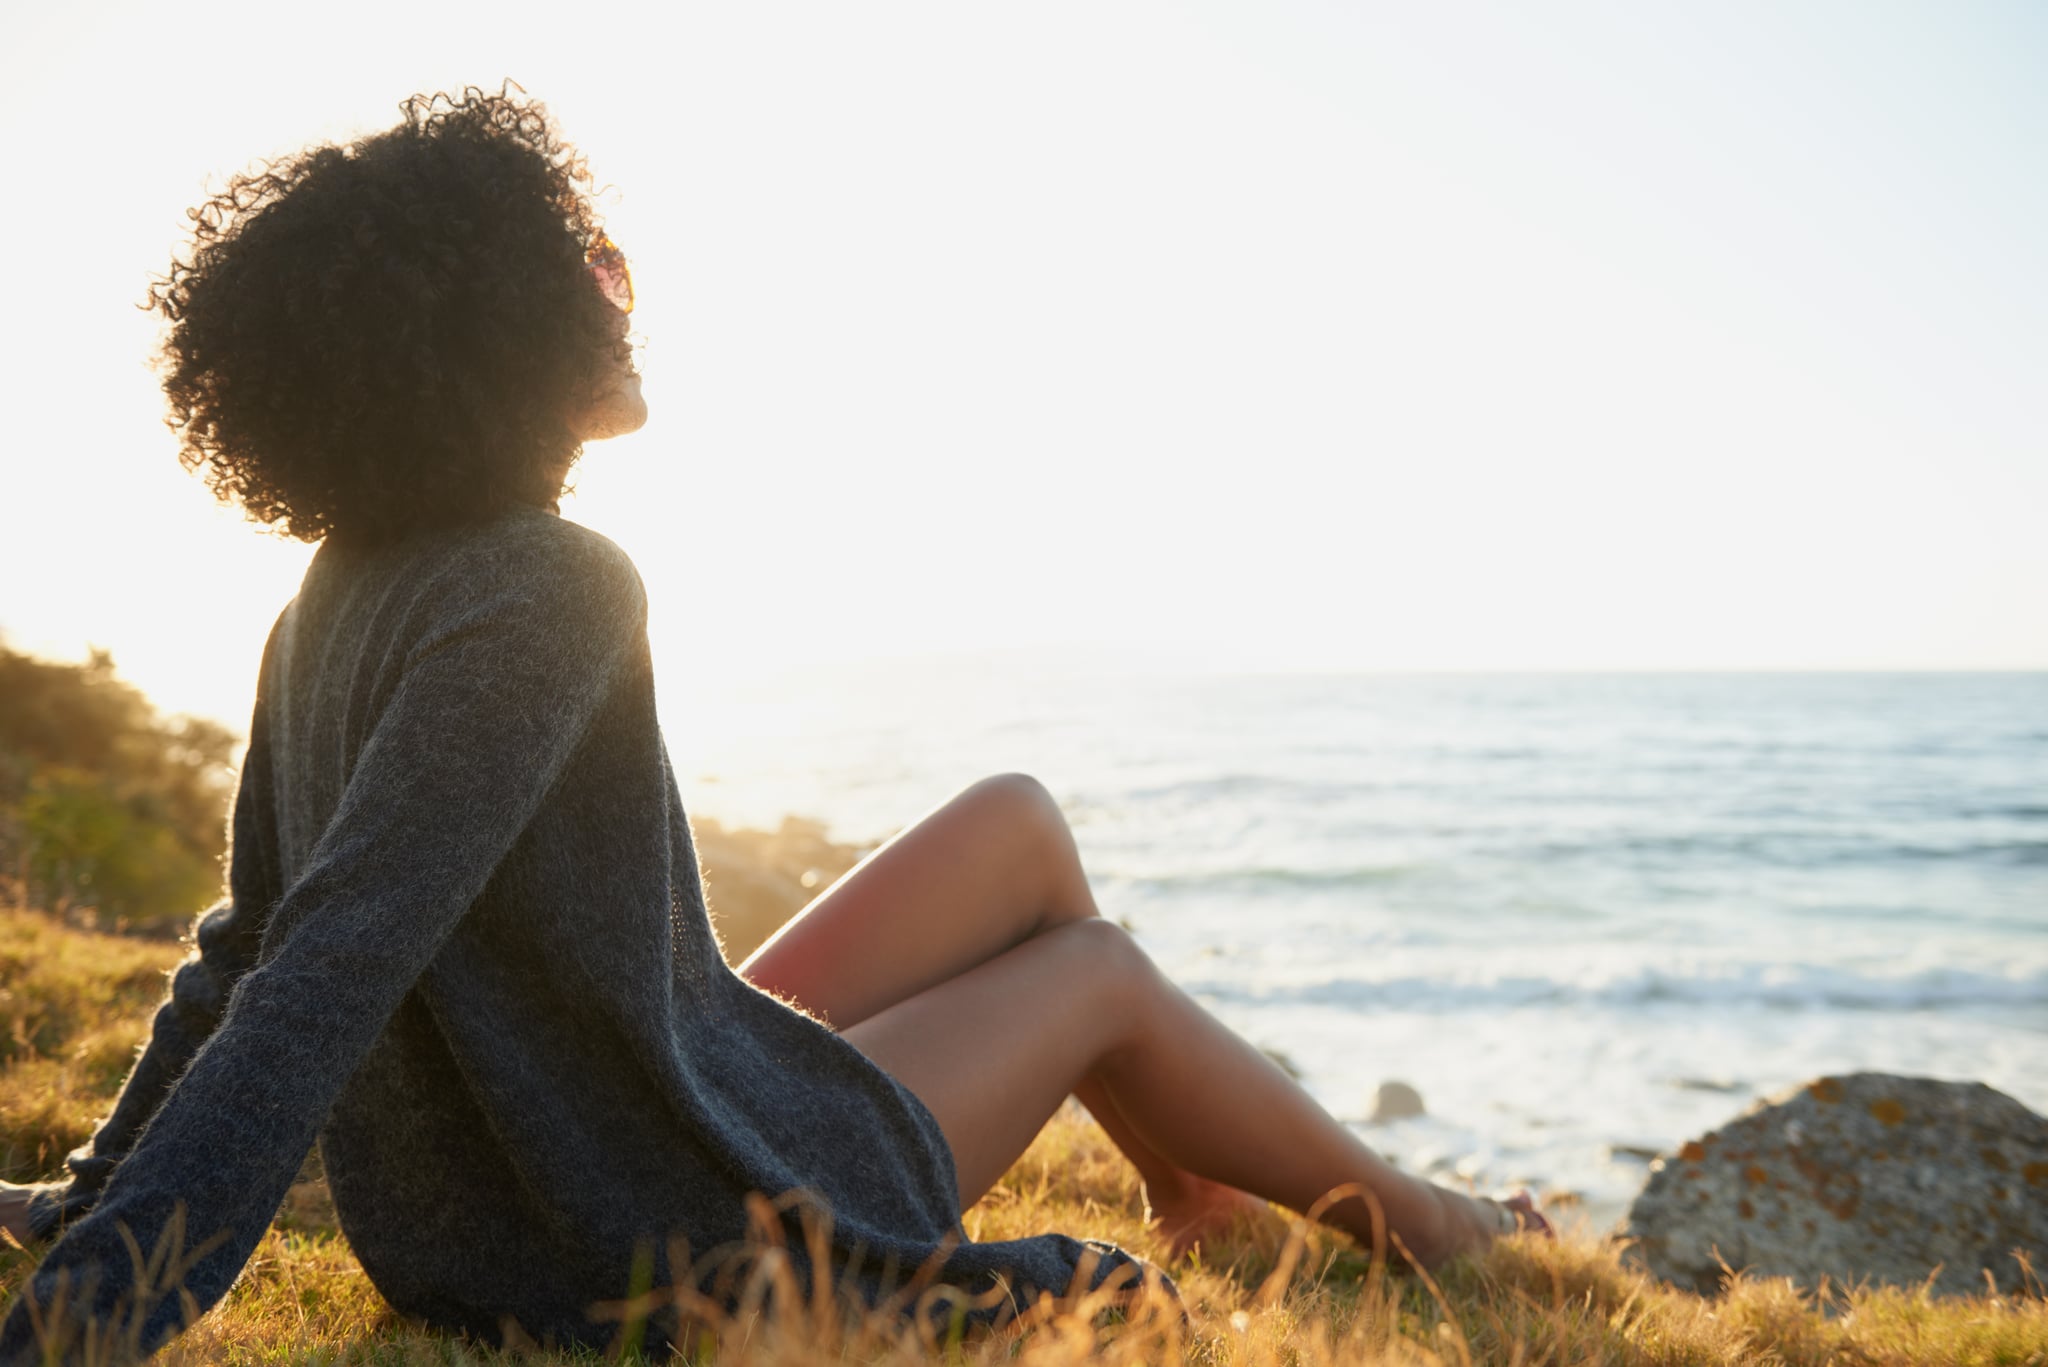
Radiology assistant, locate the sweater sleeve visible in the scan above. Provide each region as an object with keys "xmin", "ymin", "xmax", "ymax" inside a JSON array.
[
  {"xmin": 22, "ymin": 653, "xmax": 285, "ymax": 1247},
  {"xmin": 0, "ymin": 534, "xmax": 648, "ymax": 1366}
]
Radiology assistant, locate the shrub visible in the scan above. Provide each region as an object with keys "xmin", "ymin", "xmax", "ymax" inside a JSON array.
[{"xmin": 0, "ymin": 645, "xmax": 234, "ymax": 933}]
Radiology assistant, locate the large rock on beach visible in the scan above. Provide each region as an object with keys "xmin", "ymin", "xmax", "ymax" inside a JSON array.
[
  {"xmin": 1625, "ymin": 1073, "xmax": 2048, "ymax": 1297},
  {"xmin": 1366, "ymin": 1080, "xmax": 1426, "ymax": 1125}
]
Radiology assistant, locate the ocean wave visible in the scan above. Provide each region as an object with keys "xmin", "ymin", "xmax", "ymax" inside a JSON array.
[
  {"xmin": 1502, "ymin": 832, "xmax": 2048, "ymax": 868},
  {"xmin": 1105, "ymin": 864, "xmax": 1421, "ymax": 893},
  {"xmin": 1894, "ymin": 840, "xmax": 2048, "ymax": 866},
  {"xmin": 1103, "ymin": 773, "xmax": 1364, "ymax": 805},
  {"xmin": 1179, "ymin": 963, "xmax": 2048, "ymax": 1015},
  {"xmin": 1105, "ymin": 838, "xmax": 2048, "ymax": 894}
]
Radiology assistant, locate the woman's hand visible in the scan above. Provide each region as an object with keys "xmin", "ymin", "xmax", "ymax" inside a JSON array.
[{"xmin": 0, "ymin": 1180, "xmax": 47, "ymax": 1249}]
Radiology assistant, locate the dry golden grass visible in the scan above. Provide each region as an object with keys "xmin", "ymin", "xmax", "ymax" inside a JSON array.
[
  {"xmin": 4, "ymin": 902, "xmax": 2045, "ymax": 1365},
  {"xmin": 0, "ymin": 907, "xmax": 181, "ymax": 1182}
]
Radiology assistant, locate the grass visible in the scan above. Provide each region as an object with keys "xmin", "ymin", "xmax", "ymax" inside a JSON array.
[{"xmin": 3, "ymin": 903, "xmax": 2045, "ymax": 1365}]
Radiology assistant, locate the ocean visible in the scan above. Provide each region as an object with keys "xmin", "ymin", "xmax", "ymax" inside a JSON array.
[{"xmin": 664, "ymin": 666, "xmax": 2048, "ymax": 1230}]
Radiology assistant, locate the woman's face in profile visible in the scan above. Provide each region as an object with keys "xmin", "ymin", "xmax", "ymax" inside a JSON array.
[{"xmin": 569, "ymin": 306, "xmax": 648, "ymax": 442}]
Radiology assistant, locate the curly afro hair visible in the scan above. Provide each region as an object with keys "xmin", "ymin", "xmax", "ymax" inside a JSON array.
[{"xmin": 149, "ymin": 85, "xmax": 629, "ymax": 545}]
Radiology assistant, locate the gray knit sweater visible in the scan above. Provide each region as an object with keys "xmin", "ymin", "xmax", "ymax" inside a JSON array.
[{"xmin": 0, "ymin": 509, "xmax": 1155, "ymax": 1362}]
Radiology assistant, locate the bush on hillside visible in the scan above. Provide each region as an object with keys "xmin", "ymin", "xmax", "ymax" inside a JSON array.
[{"xmin": 0, "ymin": 644, "xmax": 235, "ymax": 934}]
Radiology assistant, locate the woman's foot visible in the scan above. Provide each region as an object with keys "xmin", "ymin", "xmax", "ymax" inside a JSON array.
[
  {"xmin": 1143, "ymin": 1174, "xmax": 1270, "ymax": 1260},
  {"xmin": 1430, "ymin": 1186, "xmax": 1554, "ymax": 1264},
  {"xmin": 1147, "ymin": 1178, "xmax": 1552, "ymax": 1267},
  {"xmin": 1493, "ymin": 1189, "xmax": 1554, "ymax": 1238}
]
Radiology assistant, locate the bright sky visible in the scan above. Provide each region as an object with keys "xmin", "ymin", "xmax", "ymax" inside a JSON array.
[{"xmin": 2, "ymin": 1, "xmax": 2043, "ymax": 727}]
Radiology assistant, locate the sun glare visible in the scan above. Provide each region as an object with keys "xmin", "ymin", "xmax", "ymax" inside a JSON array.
[{"xmin": 3, "ymin": 2, "xmax": 2044, "ymax": 726}]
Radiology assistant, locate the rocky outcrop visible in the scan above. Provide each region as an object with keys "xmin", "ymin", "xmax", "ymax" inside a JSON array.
[
  {"xmin": 1365, "ymin": 1080, "xmax": 1426, "ymax": 1125},
  {"xmin": 695, "ymin": 816, "xmax": 868, "ymax": 963},
  {"xmin": 1625, "ymin": 1073, "xmax": 2048, "ymax": 1297}
]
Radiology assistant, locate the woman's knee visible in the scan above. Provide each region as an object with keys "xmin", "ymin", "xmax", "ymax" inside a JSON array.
[
  {"xmin": 1041, "ymin": 919, "xmax": 1160, "ymax": 1024},
  {"xmin": 959, "ymin": 771, "xmax": 1062, "ymax": 832},
  {"xmin": 946, "ymin": 772, "xmax": 1098, "ymax": 926},
  {"xmin": 964, "ymin": 772, "xmax": 1080, "ymax": 860}
]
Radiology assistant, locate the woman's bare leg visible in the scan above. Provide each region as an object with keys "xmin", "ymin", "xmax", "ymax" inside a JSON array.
[
  {"xmin": 739, "ymin": 774, "xmax": 1095, "ymax": 1026},
  {"xmin": 738, "ymin": 774, "xmax": 1258, "ymax": 1250},
  {"xmin": 840, "ymin": 919, "xmax": 1507, "ymax": 1269}
]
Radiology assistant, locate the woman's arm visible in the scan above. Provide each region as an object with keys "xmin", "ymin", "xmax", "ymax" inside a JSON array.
[
  {"xmin": 0, "ymin": 528, "xmax": 648, "ymax": 1366},
  {"xmin": 11, "ymin": 684, "xmax": 284, "ymax": 1246},
  {"xmin": 7, "ymin": 900, "xmax": 261, "ymax": 1244}
]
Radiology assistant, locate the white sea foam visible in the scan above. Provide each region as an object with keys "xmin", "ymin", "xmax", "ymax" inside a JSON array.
[{"xmin": 1172, "ymin": 961, "xmax": 2048, "ymax": 1014}]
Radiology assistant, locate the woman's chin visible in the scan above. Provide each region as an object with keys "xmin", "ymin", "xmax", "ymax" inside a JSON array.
[{"xmin": 576, "ymin": 377, "xmax": 649, "ymax": 442}]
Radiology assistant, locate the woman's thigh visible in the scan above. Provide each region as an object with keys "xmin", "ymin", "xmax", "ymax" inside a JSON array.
[
  {"xmin": 739, "ymin": 773, "xmax": 1099, "ymax": 1028},
  {"xmin": 841, "ymin": 920, "xmax": 1143, "ymax": 1209}
]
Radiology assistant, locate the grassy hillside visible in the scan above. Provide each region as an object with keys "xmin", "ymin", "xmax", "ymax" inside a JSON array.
[{"xmin": 3, "ymin": 842, "xmax": 2044, "ymax": 1365}]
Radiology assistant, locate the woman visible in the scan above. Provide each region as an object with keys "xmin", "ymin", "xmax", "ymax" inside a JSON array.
[{"xmin": 0, "ymin": 87, "xmax": 1544, "ymax": 1363}]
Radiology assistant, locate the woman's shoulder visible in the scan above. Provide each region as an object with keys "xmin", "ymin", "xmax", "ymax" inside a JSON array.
[
  {"xmin": 465, "ymin": 508, "xmax": 643, "ymax": 600},
  {"xmin": 304, "ymin": 508, "xmax": 647, "ymax": 652},
  {"xmin": 439, "ymin": 512, "xmax": 649, "ymax": 651},
  {"xmin": 432, "ymin": 504, "xmax": 631, "ymax": 569},
  {"xmin": 365, "ymin": 507, "xmax": 645, "ymax": 613}
]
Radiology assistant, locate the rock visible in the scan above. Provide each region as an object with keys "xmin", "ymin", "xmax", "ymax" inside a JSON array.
[
  {"xmin": 694, "ymin": 816, "xmax": 868, "ymax": 964},
  {"xmin": 1624, "ymin": 1072, "xmax": 2048, "ymax": 1297},
  {"xmin": 1670, "ymin": 1077, "xmax": 1746, "ymax": 1094},
  {"xmin": 1365, "ymin": 1081, "xmax": 1426, "ymax": 1125}
]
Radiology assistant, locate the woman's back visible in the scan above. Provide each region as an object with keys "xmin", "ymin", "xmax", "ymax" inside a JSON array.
[{"xmin": 263, "ymin": 507, "xmax": 731, "ymax": 1336}]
